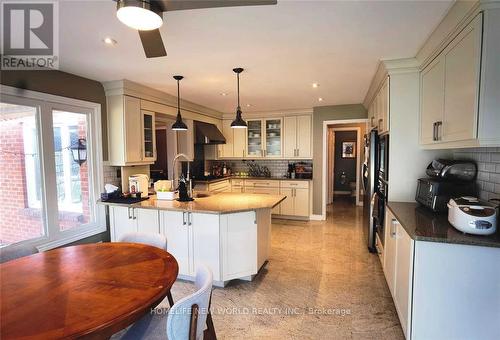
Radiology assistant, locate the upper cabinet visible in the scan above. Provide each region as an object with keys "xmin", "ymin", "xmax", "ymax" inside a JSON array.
[
  {"xmin": 219, "ymin": 114, "xmax": 311, "ymax": 160},
  {"xmin": 107, "ymin": 95, "xmax": 157, "ymax": 166},
  {"xmin": 219, "ymin": 119, "xmax": 247, "ymax": 158},
  {"xmin": 420, "ymin": 11, "xmax": 500, "ymax": 148},
  {"xmin": 368, "ymin": 76, "xmax": 389, "ymax": 134},
  {"xmin": 247, "ymin": 119, "xmax": 264, "ymax": 158},
  {"xmin": 264, "ymin": 118, "xmax": 282, "ymax": 158},
  {"xmin": 283, "ymin": 115, "xmax": 312, "ymax": 159}
]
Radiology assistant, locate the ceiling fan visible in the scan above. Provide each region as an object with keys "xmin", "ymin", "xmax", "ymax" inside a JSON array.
[{"xmin": 115, "ymin": 0, "xmax": 278, "ymax": 58}]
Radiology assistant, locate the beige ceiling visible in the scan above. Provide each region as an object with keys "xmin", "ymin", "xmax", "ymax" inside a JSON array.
[{"xmin": 58, "ymin": 0, "xmax": 453, "ymax": 113}]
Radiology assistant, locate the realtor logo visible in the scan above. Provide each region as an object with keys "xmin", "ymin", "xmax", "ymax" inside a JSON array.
[{"xmin": 1, "ymin": 1, "xmax": 59, "ymax": 70}]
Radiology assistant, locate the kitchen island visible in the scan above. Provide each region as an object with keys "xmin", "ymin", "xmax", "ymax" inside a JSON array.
[{"xmin": 99, "ymin": 193, "xmax": 286, "ymax": 287}]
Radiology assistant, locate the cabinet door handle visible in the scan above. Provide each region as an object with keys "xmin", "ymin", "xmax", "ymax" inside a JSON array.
[
  {"xmin": 188, "ymin": 212, "xmax": 192, "ymax": 226},
  {"xmin": 370, "ymin": 116, "xmax": 375, "ymax": 127},
  {"xmin": 391, "ymin": 219, "xmax": 397, "ymax": 238},
  {"xmin": 432, "ymin": 122, "xmax": 437, "ymax": 141},
  {"xmin": 182, "ymin": 212, "xmax": 187, "ymax": 226},
  {"xmin": 133, "ymin": 208, "xmax": 137, "ymax": 220},
  {"xmin": 436, "ymin": 121, "xmax": 443, "ymax": 141},
  {"xmin": 128, "ymin": 207, "xmax": 132, "ymax": 219}
]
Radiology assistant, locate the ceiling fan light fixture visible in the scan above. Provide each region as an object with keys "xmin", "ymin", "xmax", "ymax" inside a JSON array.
[
  {"xmin": 116, "ymin": 0, "xmax": 163, "ymax": 31},
  {"xmin": 172, "ymin": 75, "xmax": 188, "ymax": 131},
  {"xmin": 231, "ymin": 67, "xmax": 247, "ymax": 129}
]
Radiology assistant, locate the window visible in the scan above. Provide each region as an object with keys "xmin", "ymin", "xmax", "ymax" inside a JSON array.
[
  {"xmin": 0, "ymin": 87, "xmax": 104, "ymax": 250},
  {"xmin": 0, "ymin": 103, "xmax": 44, "ymax": 245}
]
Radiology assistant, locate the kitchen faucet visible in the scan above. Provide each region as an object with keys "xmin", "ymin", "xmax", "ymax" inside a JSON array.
[{"xmin": 172, "ymin": 153, "xmax": 192, "ymax": 198}]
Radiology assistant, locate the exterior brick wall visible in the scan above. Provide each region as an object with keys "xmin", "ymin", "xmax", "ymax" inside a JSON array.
[
  {"xmin": 0, "ymin": 117, "xmax": 90, "ymax": 245},
  {"xmin": 0, "ymin": 119, "xmax": 43, "ymax": 244}
]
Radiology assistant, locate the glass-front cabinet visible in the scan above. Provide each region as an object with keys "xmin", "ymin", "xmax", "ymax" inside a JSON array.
[
  {"xmin": 265, "ymin": 118, "xmax": 282, "ymax": 157},
  {"xmin": 141, "ymin": 110, "xmax": 156, "ymax": 162},
  {"xmin": 247, "ymin": 119, "xmax": 263, "ymax": 157}
]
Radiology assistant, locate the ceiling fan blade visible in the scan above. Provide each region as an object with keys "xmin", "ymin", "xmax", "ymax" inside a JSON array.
[
  {"xmin": 157, "ymin": 0, "xmax": 277, "ymax": 12},
  {"xmin": 138, "ymin": 29, "xmax": 167, "ymax": 58}
]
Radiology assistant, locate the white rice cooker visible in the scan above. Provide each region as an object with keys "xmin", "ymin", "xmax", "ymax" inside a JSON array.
[{"xmin": 447, "ymin": 197, "xmax": 497, "ymax": 235}]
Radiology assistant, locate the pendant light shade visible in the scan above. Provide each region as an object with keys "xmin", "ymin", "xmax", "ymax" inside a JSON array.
[
  {"xmin": 172, "ymin": 75, "xmax": 188, "ymax": 131},
  {"xmin": 231, "ymin": 68, "xmax": 247, "ymax": 129},
  {"xmin": 116, "ymin": 0, "xmax": 163, "ymax": 31}
]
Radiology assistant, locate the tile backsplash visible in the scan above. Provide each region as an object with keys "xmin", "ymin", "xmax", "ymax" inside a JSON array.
[
  {"xmin": 103, "ymin": 165, "xmax": 121, "ymax": 188},
  {"xmin": 208, "ymin": 160, "xmax": 304, "ymax": 178},
  {"xmin": 453, "ymin": 147, "xmax": 500, "ymax": 201}
]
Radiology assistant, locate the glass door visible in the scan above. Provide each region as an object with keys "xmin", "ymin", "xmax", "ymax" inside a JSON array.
[
  {"xmin": 142, "ymin": 110, "xmax": 156, "ymax": 162},
  {"xmin": 265, "ymin": 118, "xmax": 282, "ymax": 157},
  {"xmin": 247, "ymin": 119, "xmax": 263, "ymax": 157}
]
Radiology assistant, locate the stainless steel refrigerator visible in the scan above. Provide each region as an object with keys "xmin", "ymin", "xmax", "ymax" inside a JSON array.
[{"xmin": 362, "ymin": 130, "xmax": 378, "ymax": 252}]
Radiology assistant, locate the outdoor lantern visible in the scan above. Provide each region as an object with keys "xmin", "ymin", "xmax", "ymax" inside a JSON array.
[{"xmin": 71, "ymin": 138, "xmax": 87, "ymax": 166}]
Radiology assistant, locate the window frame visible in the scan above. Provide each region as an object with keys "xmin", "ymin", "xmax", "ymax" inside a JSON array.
[{"xmin": 1, "ymin": 85, "xmax": 105, "ymax": 251}]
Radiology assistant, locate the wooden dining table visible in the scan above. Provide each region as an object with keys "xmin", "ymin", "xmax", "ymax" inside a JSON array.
[{"xmin": 0, "ymin": 242, "xmax": 178, "ymax": 339}]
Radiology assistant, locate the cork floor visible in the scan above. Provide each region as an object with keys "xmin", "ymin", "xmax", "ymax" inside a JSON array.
[{"xmin": 168, "ymin": 200, "xmax": 404, "ymax": 339}]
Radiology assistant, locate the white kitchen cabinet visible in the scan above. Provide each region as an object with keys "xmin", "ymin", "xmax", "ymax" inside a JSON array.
[
  {"xmin": 394, "ymin": 221, "xmax": 413, "ymax": 338},
  {"xmin": 283, "ymin": 115, "xmax": 312, "ymax": 159},
  {"xmin": 191, "ymin": 213, "xmax": 221, "ymax": 280},
  {"xmin": 442, "ymin": 15, "xmax": 481, "ymax": 143},
  {"xmin": 420, "ymin": 57, "xmax": 445, "ymax": 145},
  {"xmin": 221, "ymin": 211, "xmax": 258, "ymax": 280},
  {"xmin": 279, "ymin": 188, "xmax": 294, "ymax": 215},
  {"xmin": 220, "ymin": 119, "xmax": 233, "ymax": 158},
  {"xmin": 141, "ymin": 110, "xmax": 156, "ymax": 162},
  {"xmin": 109, "ymin": 206, "xmax": 160, "ymax": 241},
  {"xmin": 107, "ymin": 95, "xmax": 157, "ymax": 166},
  {"xmin": 368, "ymin": 76, "xmax": 389, "ymax": 134},
  {"xmin": 245, "ymin": 186, "xmax": 280, "ymax": 214},
  {"xmin": 383, "ymin": 211, "xmax": 397, "ymax": 296},
  {"xmin": 383, "ymin": 209, "xmax": 414, "ymax": 339},
  {"xmin": 231, "ymin": 179, "xmax": 245, "ymax": 193},
  {"xmin": 176, "ymin": 118, "xmax": 194, "ymax": 161},
  {"xmin": 233, "ymin": 126, "xmax": 247, "ymax": 158},
  {"xmin": 278, "ymin": 181, "xmax": 310, "ymax": 218},
  {"xmin": 247, "ymin": 119, "xmax": 264, "ymax": 158},
  {"xmin": 207, "ymin": 179, "xmax": 231, "ymax": 193},
  {"xmin": 264, "ymin": 118, "xmax": 282, "ymax": 157},
  {"xmin": 162, "ymin": 211, "xmax": 221, "ymax": 280},
  {"xmin": 420, "ymin": 12, "xmax": 500, "ymax": 148},
  {"xmin": 162, "ymin": 211, "xmax": 191, "ymax": 276}
]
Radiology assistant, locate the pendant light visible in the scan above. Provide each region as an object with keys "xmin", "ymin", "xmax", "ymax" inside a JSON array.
[
  {"xmin": 116, "ymin": 0, "xmax": 163, "ymax": 31},
  {"xmin": 231, "ymin": 68, "xmax": 248, "ymax": 129},
  {"xmin": 172, "ymin": 75, "xmax": 188, "ymax": 131}
]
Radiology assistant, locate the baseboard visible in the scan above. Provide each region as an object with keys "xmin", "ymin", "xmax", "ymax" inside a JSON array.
[{"xmin": 309, "ymin": 214, "xmax": 325, "ymax": 221}]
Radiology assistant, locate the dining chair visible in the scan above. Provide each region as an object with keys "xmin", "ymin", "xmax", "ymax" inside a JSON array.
[
  {"xmin": 0, "ymin": 244, "xmax": 38, "ymax": 264},
  {"xmin": 114, "ymin": 264, "xmax": 216, "ymax": 340},
  {"xmin": 118, "ymin": 232, "xmax": 173, "ymax": 307}
]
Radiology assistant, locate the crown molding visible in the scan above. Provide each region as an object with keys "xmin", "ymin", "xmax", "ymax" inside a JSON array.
[
  {"xmin": 222, "ymin": 108, "xmax": 312, "ymax": 120},
  {"xmin": 102, "ymin": 79, "xmax": 223, "ymax": 119}
]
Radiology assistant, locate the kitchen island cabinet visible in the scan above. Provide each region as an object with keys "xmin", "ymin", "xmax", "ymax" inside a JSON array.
[{"xmin": 101, "ymin": 193, "xmax": 284, "ymax": 286}]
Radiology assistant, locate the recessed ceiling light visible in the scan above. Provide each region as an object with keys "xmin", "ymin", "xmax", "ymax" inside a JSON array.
[
  {"xmin": 318, "ymin": 97, "xmax": 323, "ymax": 102},
  {"xmin": 103, "ymin": 37, "xmax": 117, "ymax": 46},
  {"xmin": 246, "ymin": 104, "xmax": 252, "ymax": 107},
  {"xmin": 312, "ymin": 83, "xmax": 319, "ymax": 88},
  {"xmin": 220, "ymin": 92, "xmax": 228, "ymax": 96}
]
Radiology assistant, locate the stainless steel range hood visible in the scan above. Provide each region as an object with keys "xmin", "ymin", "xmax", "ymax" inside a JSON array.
[{"xmin": 194, "ymin": 121, "xmax": 226, "ymax": 144}]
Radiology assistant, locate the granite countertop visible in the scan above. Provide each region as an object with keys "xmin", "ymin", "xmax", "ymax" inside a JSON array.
[
  {"xmin": 192, "ymin": 176, "xmax": 312, "ymax": 184},
  {"xmin": 99, "ymin": 192, "xmax": 286, "ymax": 215},
  {"xmin": 387, "ymin": 202, "xmax": 500, "ymax": 248}
]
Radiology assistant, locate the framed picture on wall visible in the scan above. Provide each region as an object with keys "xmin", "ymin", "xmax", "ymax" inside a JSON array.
[{"xmin": 342, "ymin": 141, "xmax": 356, "ymax": 158}]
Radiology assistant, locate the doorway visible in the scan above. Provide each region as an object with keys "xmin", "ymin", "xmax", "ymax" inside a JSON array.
[{"xmin": 326, "ymin": 123, "xmax": 366, "ymax": 207}]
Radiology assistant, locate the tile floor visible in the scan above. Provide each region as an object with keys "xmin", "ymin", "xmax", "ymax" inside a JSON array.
[{"xmin": 168, "ymin": 200, "xmax": 404, "ymax": 339}]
